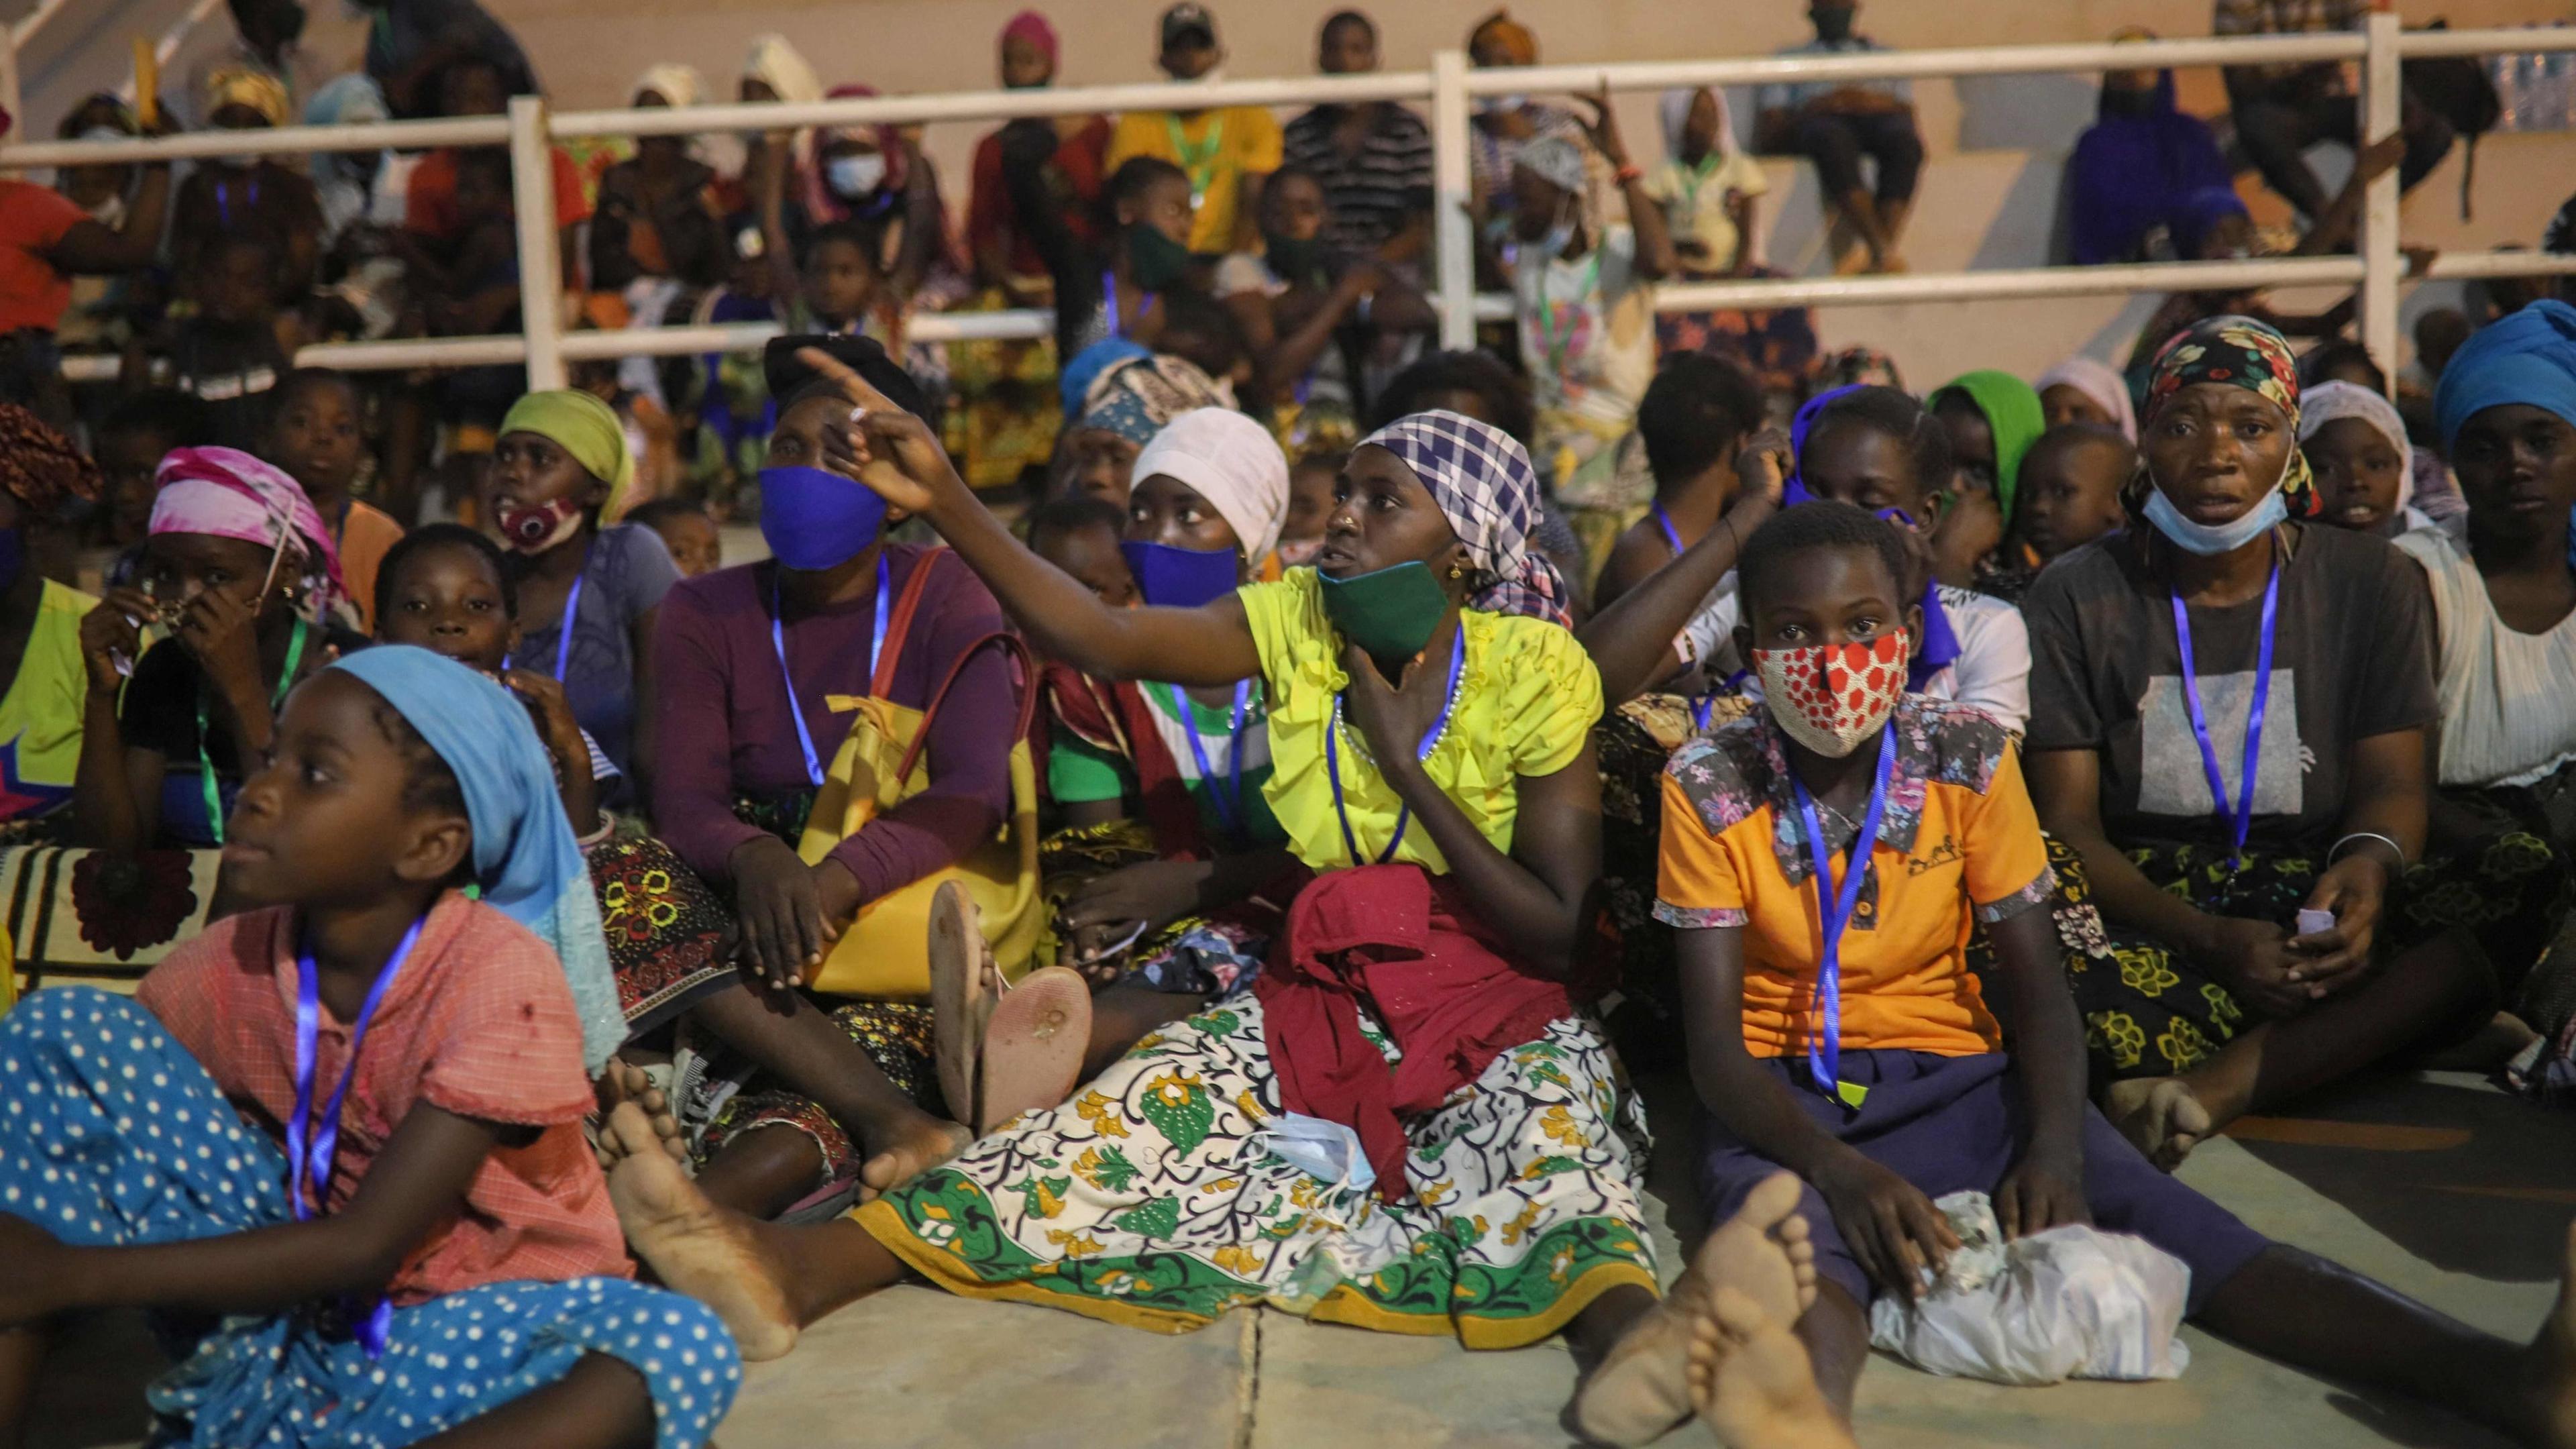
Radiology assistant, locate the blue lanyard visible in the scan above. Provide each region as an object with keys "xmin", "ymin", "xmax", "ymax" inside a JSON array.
[
  {"xmin": 2169, "ymin": 542, "xmax": 2282, "ymax": 867},
  {"xmin": 770, "ymin": 556, "xmax": 890, "ymax": 789},
  {"xmin": 1168, "ymin": 680, "xmax": 1252, "ymax": 850},
  {"xmin": 1327, "ymin": 626, "xmax": 1466, "ymax": 867},
  {"xmin": 1102, "ymin": 272, "xmax": 1156, "ymax": 339},
  {"xmin": 510, "ymin": 559, "xmax": 586, "ymax": 681},
  {"xmin": 1786, "ymin": 719, "xmax": 1895, "ymax": 1110},
  {"xmin": 1652, "ymin": 501, "xmax": 1686, "ymax": 555},
  {"xmin": 217, "ymin": 176, "xmax": 260, "ymax": 230},
  {"xmin": 287, "ymin": 914, "xmax": 427, "ymax": 1356}
]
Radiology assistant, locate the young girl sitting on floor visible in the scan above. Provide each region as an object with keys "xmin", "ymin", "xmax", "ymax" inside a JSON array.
[
  {"xmin": 1652, "ymin": 501, "xmax": 2576, "ymax": 1449},
  {"xmin": 0, "ymin": 645, "xmax": 735, "ymax": 1449}
]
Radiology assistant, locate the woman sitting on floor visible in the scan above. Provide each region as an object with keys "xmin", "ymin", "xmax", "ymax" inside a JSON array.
[
  {"xmin": 594, "ymin": 354, "xmax": 1679, "ymax": 1407},
  {"xmin": 2398, "ymin": 299, "xmax": 2576, "ymax": 1076},
  {"xmin": 1648, "ymin": 499, "xmax": 2576, "ymax": 1449},
  {"xmin": 628, "ymin": 337, "xmax": 1034, "ymax": 1220},
  {"xmin": 1040, "ymin": 407, "xmax": 1308, "ymax": 1075},
  {"xmin": 2023, "ymin": 315, "xmax": 2549, "ymax": 1169}
]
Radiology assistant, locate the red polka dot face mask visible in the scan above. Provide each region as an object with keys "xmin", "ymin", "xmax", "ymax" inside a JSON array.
[{"xmin": 1750, "ymin": 629, "xmax": 1911, "ymax": 757}]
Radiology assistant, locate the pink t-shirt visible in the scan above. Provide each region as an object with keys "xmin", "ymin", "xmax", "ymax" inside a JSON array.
[{"xmin": 138, "ymin": 892, "xmax": 630, "ymax": 1303}]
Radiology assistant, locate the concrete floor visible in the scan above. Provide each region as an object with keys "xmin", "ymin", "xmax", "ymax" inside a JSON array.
[{"xmin": 26, "ymin": 1068, "xmax": 2571, "ymax": 1448}]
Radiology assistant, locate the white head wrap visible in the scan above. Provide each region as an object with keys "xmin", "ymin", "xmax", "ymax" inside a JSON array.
[
  {"xmin": 633, "ymin": 63, "xmax": 707, "ymax": 109},
  {"xmin": 2034, "ymin": 356, "xmax": 2139, "ymax": 443},
  {"xmin": 1132, "ymin": 409, "xmax": 1291, "ymax": 564},
  {"xmin": 2299, "ymin": 380, "xmax": 2416, "ymax": 513},
  {"xmin": 1659, "ymin": 87, "xmax": 1739, "ymax": 160}
]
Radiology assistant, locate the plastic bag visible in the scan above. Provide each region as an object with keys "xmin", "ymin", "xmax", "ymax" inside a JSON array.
[{"xmin": 1867, "ymin": 1191, "xmax": 2194, "ymax": 1386}]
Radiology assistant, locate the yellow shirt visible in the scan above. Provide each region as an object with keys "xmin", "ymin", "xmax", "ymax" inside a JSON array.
[
  {"xmin": 1654, "ymin": 698, "xmax": 2054, "ymax": 1059},
  {"xmin": 1106, "ymin": 107, "xmax": 1286, "ymax": 255},
  {"xmin": 0, "ymin": 579, "xmax": 99, "ymax": 822},
  {"xmin": 1240, "ymin": 568, "xmax": 1601, "ymax": 876}
]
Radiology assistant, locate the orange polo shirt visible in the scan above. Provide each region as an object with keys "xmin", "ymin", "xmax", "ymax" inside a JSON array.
[{"xmin": 1655, "ymin": 696, "xmax": 2055, "ymax": 1059}]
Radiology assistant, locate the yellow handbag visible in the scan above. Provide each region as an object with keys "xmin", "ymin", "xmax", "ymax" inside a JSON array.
[{"xmin": 796, "ymin": 553, "xmax": 1043, "ymax": 998}]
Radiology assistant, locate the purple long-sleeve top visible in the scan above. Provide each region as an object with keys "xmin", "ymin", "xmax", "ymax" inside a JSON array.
[{"xmin": 652, "ymin": 545, "xmax": 1018, "ymax": 902}]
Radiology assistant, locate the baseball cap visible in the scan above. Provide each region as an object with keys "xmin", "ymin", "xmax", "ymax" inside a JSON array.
[{"xmin": 1161, "ymin": 2, "xmax": 1218, "ymax": 49}]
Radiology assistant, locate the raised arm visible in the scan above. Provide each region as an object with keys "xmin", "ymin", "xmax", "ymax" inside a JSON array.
[
  {"xmin": 1579, "ymin": 83, "xmax": 1679, "ymax": 282},
  {"xmin": 802, "ymin": 348, "xmax": 1265, "ymax": 686},
  {"xmin": 1577, "ymin": 429, "xmax": 1784, "ymax": 703}
]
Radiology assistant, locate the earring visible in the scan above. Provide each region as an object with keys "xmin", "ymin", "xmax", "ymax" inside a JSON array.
[{"xmin": 1447, "ymin": 565, "xmax": 1464, "ymax": 580}]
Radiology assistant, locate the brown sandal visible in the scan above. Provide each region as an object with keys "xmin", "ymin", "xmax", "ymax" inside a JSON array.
[
  {"xmin": 928, "ymin": 881, "xmax": 994, "ymax": 1128},
  {"xmin": 975, "ymin": 967, "xmax": 1091, "ymax": 1135}
]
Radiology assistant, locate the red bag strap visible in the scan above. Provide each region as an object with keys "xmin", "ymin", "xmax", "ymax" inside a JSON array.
[
  {"xmin": 891, "ymin": 630, "xmax": 1037, "ymax": 786},
  {"xmin": 867, "ymin": 547, "xmax": 950, "ymax": 698}
]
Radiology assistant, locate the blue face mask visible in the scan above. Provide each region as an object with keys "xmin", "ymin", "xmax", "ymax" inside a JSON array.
[
  {"xmin": 1120, "ymin": 539, "xmax": 1240, "ymax": 609},
  {"xmin": 2141, "ymin": 485, "xmax": 2288, "ymax": 555},
  {"xmin": 759, "ymin": 466, "xmax": 887, "ymax": 572}
]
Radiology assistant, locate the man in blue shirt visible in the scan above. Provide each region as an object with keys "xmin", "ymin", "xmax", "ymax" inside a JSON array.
[{"xmin": 1752, "ymin": 1, "xmax": 1923, "ymax": 274}]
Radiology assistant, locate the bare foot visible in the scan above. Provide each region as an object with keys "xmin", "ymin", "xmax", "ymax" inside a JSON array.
[
  {"xmin": 594, "ymin": 1056, "xmax": 688, "ymax": 1169},
  {"xmin": 603, "ymin": 1102, "xmax": 802, "ymax": 1362},
  {"xmin": 1571, "ymin": 1173, "xmax": 1817, "ymax": 1448},
  {"xmin": 856, "ymin": 1111, "xmax": 973, "ymax": 1201},
  {"xmin": 2104, "ymin": 1076, "xmax": 2213, "ymax": 1171},
  {"xmin": 1686, "ymin": 1287, "xmax": 1855, "ymax": 1449}
]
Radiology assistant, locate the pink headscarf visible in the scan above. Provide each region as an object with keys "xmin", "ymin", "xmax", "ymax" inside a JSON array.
[
  {"xmin": 802, "ymin": 83, "xmax": 908, "ymax": 223},
  {"xmin": 1001, "ymin": 10, "xmax": 1059, "ymax": 68},
  {"xmin": 148, "ymin": 447, "xmax": 346, "ymax": 615}
]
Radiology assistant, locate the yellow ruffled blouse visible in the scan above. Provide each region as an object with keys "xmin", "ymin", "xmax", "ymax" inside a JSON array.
[{"xmin": 1239, "ymin": 569, "xmax": 1603, "ymax": 876}]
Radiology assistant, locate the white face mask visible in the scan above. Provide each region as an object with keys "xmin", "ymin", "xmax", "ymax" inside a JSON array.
[
  {"xmin": 827, "ymin": 152, "xmax": 886, "ymax": 197},
  {"xmin": 1477, "ymin": 95, "xmax": 1529, "ymax": 116}
]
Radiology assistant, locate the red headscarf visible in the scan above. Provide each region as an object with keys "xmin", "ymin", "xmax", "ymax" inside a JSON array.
[
  {"xmin": 1001, "ymin": 10, "xmax": 1060, "ymax": 70},
  {"xmin": 802, "ymin": 83, "xmax": 908, "ymax": 223}
]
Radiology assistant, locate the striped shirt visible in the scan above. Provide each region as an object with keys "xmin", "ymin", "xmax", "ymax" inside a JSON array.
[{"xmin": 1282, "ymin": 103, "xmax": 1436, "ymax": 254}]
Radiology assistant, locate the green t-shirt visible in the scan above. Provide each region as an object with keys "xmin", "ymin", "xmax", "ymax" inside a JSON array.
[{"xmin": 1048, "ymin": 680, "xmax": 1287, "ymax": 850}]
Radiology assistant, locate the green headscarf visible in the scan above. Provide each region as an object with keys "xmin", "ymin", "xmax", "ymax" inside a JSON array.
[
  {"xmin": 1927, "ymin": 369, "xmax": 2046, "ymax": 519},
  {"xmin": 500, "ymin": 390, "xmax": 639, "ymax": 523}
]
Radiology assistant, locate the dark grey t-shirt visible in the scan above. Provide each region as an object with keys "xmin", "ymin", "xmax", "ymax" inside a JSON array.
[
  {"xmin": 2023, "ymin": 523, "xmax": 2438, "ymax": 853},
  {"xmin": 511, "ymin": 522, "xmax": 680, "ymax": 779}
]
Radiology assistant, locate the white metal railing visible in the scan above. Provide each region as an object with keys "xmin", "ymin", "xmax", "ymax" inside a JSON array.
[{"xmin": 9, "ymin": 23, "xmax": 2576, "ymax": 394}]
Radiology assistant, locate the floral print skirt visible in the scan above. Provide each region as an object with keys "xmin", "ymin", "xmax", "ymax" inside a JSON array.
[
  {"xmin": 854, "ymin": 998, "xmax": 1658, "ymax": 1348},
  {"xmin": 2063, "ymin": 827, "xmax": 2571, "ymax": 1083}
]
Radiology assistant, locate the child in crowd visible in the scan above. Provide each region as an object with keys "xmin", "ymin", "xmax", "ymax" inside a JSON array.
[
  {"xmin": 1594, "ymin": 353, "xmax": 1767, "ymax": 611},
  {"xmin": 91, "ymin": 389, "xmax": 215, "ymax": 563},
  {"xmin": 1027, "ymin": 495, "xmax": 1140, "ymax": 607},
  {"xmin": 629, "ymin": 496, "xmax": 725, "ymax": 579},
  {"xmin": 1650, "ymin": 386, "xmax": 2031, "ymax": 733},
  {"xmin": 2302, "ymin": 379, "xmax": 2443, "ymax": 541},
  {"xmin": 169, "ymin": 66, "xmax": 325, "ymax": 294},
  {"xmin": 1056, "ymin": 353, "xmax": 1228, "ymax": 506},
  {"xmin": 74, "ymin": 448, "xmax": 365, "ymax": 852},
  {"xmin": 1276, "ymin": 447, "xmax": 1339, "ymax": 568},
  {"xmin": 1019, "ymin": 155, "xmax": 1197, "ymax": 363},
  {"xmin": 1925, "ymin": 370, "xmax": 2045, "ymax": 586},
  {"xmin": 1642, "ymin": 500, "xmax": 2576, "ymax": 1449},
  {"xmin": 402, "ymin": 148, "xmax": 526, "ymax": 339},
  {"xmin": 1105, "ymin": 4, "xmax": 1281, "ymax": 256},
  {"xmin": 0, "ymin": 645, "xmax": 739, "ymax": 1449},
  {"xmin": 374, "ymin": 523, "xmax": 611, "ymax": 839},
  {"xmin": 268, "ymin": 368, "xmax": 406, "ymax": 629},
  {"xmin": 139, "ymin": 235, "xmax": 292, "ymax": 454},
  {"xmin": 488, "ymin": 390, "xmax": 680, "ymax": 794},
  {"xmin": 1976, "ymin": 422, "xmax": 2133, "ymax": 604}
]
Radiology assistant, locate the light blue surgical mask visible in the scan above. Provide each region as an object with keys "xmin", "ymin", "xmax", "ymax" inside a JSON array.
[
  {"xmin": 1477, "ymin": 94, "xmax": 1528, "ymax": 116},
  {"xmin": 2141, "ymin": 484, "xmax": 2288, "ymax": 555},
  {"xmin": 1250, "ymin": 1112, "xmax": 1376, "ymax": 1208},
  {"xmin": 827, "ymin": 152, "xmax": 887, "ymax": 198}
]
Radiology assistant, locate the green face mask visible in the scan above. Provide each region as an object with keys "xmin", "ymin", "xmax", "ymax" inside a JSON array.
[
  {"xmin": 1263, "ymin": 229, "xmax": 1324, "ymax": 284},
  {"xmin": 1318, "ymin": 560, "xmax": 1452, "ymax": 661},
  {"xmin": 1126, "ymin": 223, "xmax": 1194, "ymax": 291}
]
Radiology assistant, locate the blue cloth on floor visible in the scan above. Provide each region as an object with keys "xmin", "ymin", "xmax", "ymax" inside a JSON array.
[
  {"xmin": 1697, "ymin": 1048, "xmax": 2270, "ymax": 1316},
  {"xmin": 0, "ymin": 988, "xmax": 741, "ymax": 1449}
]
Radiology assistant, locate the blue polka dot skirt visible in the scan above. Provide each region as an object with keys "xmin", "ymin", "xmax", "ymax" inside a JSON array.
[{"xmin": 0, "ymin": 988, "xmax": 740, "ymax": 1448}]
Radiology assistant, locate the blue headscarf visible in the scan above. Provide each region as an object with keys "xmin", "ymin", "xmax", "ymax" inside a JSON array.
[
  {"xmin": 2434, "ymin": 299, "xmax": 2576, "ymax": 451},
  {"xmin": 2169, "ymin": 185, "xmax": 2253, "ymax": 260},
  {"xmin": 1059, "ymin": 337, "xmax": 1150, "ymax": 420},
  {"xmin": 328, "ymin": 646, "xmax": 623, "ymax": 1073}
]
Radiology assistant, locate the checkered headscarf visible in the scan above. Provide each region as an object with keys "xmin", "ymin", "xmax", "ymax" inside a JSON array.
[{"xmin": 1357, "ymin": 410, "xmax": 1570, "ymax": 625}]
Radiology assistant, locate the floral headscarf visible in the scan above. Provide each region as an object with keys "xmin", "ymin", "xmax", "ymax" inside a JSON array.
[{"xmin": 2132, "ymin": 313, "xmax": 2316, "ymax": 518}]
